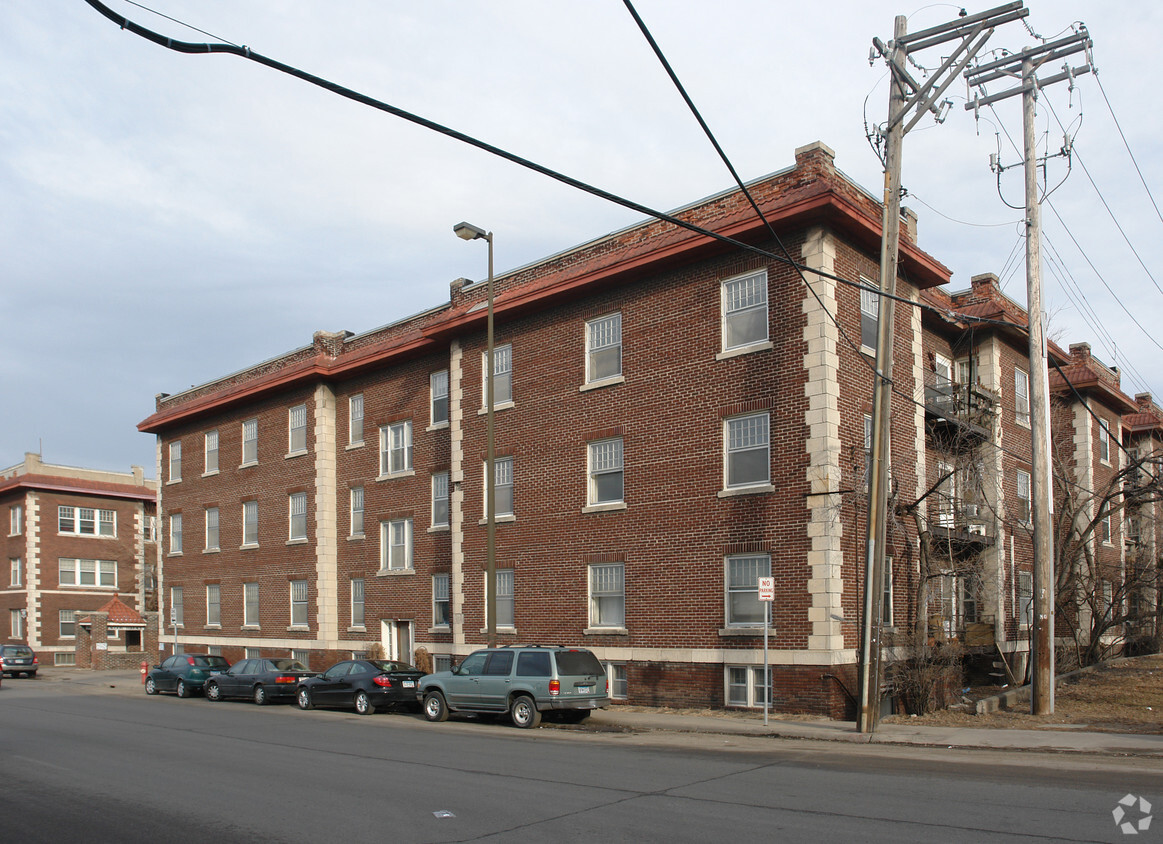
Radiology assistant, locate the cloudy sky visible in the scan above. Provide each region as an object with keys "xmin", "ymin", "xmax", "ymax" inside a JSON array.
[{"xmin": 3, "ymin": 1, "xmax": 1160, "ymax": 477}]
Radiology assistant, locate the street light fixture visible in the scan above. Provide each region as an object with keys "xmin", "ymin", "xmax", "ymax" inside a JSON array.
[{"xmin": 453, "ymin": 221, "xmax": 497, "ymax": 648}]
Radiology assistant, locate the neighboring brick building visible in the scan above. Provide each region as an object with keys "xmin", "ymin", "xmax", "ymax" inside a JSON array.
[
  {"xmin": 137, "ymin": 141, "xmax": 1151, "ymax": 716},
  {"xmin": 0, "ymin": 453, "xmax": 157, "ymax": 666}
]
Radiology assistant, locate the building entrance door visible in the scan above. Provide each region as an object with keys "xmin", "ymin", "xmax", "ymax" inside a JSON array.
[{"xmin": 381, "ymin": 619, "xmax": 413, "ymax": 663}]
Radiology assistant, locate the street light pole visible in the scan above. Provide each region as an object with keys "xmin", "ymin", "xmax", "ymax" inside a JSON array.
[{"xmin": 454, "ymin": 221, "xmax": 497, "ymax": 648}]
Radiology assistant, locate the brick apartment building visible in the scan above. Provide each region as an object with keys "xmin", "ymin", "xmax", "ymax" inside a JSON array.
[
  {"xmin": 0, "ymin": 453, "xmax": 157, "ymax": 666},
  {"xmin": 137, "ymin": 141, "xmax": 1156, "ymax": 716}
]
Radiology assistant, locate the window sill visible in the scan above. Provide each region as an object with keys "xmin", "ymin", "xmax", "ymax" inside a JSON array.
[
  {"xmin": 579, "ymin": 375, "xmax": 625, "ymax": 393},
  {"xmin": 478, "ymin": 400, "xmax": 515, "ymax": 416},
  {"xmin": 479, "ymin": 627, "xmax": 517, "ymax": 635},
  {"xmin": 1015, "ymin": 418, "xmax": 1031, "ymax": 430},
  {"xmin": 241, "ymin": 625, "xmax": 260, "ymax": 631},
  {"xmin": 478, "ymin": 515, "xmax": 516, "ymax": 525},
  {"xmin": 584, "ymin": 627, "xmax": 628, "ymax": 636},
  {"xmin": 286, "ymin": 538, "xmax": 309, "ymax": 546},
  {"xmin": 345, "ymin": 441, "xmax": 365, "ymax": 451},
  {"xmin": 347, "ymin": 626, "xmax": 368, "ymax": 634},
  {"xmin": 285, "ymin": 450, "xmax": 308, "ymax": 461},
  {"xmin": 168, "ymin": 552, "xmax": 183, "ymax": 557},
  {"xmin": 165, "ymin": 478, "xmax": 182, "ymax": 486},
  {"xmin": 718, "ymin": 483, "xmax": 775, "ymax": 498},
  {"xmin": 240, "ymin": 543, "xmax": 260, "ymax": 551},
  {"xmin": 347, "ymin": 533, "xmax": 365, "ymax": 541},
  {"xmin": 376, "ymin": 470, "xmax": 416, "ymax": 482},
  {"xmin": 376, "ymin": 568, "xmax": 415, "ymax": 577},
  {"xmin": 719, "ymin": 627, "xmax": 777, "ymax": 637},
  {"xmin": 203, "ymin": 548, "xmax": 220, "ymax": 555},
  {"xmin": 203, "ymin": 625, "xmax": 221, "ymax": 631},
  {"xmin": 428, "ymin": 525, "xmax": 450, "ymax": 533},
  {"xmin": 428, "ymin": 626, "xmax": 451, "ymax": 634},
  {"xmin": 716, "ymin": 340, "xmax": 772, "ymax": 361},
  {"xmin": 286, "ymin": 626, "xmax": 310, "ymax": 633},
  {"xmin": 426, "ymin": 421, "xmax": 450, "ymax": 433},
  {"xmin": 582, "ymin": 502, "xmax": 627, "ymax": 514},
  {"xmin": 239, "ymin": 461, "xmax": 258, "ymax": 470},
  {"xmin": 860, "ymin": 344, "xmax": 877, "ymax": 358},
  {"xmin": 201, "ymin": 470, "xmax": 219, "ymax": 478}
]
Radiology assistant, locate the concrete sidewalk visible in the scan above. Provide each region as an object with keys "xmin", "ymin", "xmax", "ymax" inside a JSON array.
[{"xmin": 32, "ymin": 667, "xmax": 1163, "ymax": 757}]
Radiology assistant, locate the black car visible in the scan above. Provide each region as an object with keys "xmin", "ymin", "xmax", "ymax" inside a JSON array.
[
  {"xmin": 145, "ymin": 654, "xmax": 230, "ymax": 697},
  {"xmin": 0, "ymin": 644, "xmax": 39, "ymax": 678},
  {"xmin": 296, "ymin": 659, "xmax": 425, "ymax": 715},
  {"xmin": 204, "ymin": 658, "xmax": 318, "ymax": 705}
]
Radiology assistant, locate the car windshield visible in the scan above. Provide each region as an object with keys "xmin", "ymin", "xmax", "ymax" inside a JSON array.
[
  {"xmin": 270, "ymin": 659, "xmax": 308, "ymax": 671},
  {"xmin": 370, "ymin": 660, "xmax": 416, "ymax": 673},
  {"xmin": 7, "ymin": 647, "xmax": 34, "ymax": 658},
  {"xmin": 555, "ymin": 650, "xmax": 604, "ymax": 676},
  {"xmin": 192, "ymin": 656, "xmax": 229, "ymax": 668}
]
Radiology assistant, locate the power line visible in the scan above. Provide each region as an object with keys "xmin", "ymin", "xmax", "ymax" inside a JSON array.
[{"xmin": 1095, "ymin": 73, "xmax": 1163, "ymax": 229}]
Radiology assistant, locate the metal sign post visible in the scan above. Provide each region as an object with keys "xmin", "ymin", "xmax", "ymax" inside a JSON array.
[{"xmin": 758, "ymin": 576, "xmax": 775, "ymax": 726}]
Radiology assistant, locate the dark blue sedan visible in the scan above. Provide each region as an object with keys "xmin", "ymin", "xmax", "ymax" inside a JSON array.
[
  {"xmin": 204, "ymin": 658, "xmax": 318, "ymax": 705},
  {"xmin": 296, "ymin": 660, "xmax": 425, "ymax": 715}
]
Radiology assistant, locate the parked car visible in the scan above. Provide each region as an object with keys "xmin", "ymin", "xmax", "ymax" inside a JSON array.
[
  {"xmin": 0, "ymin": 644, "xmax": 39, "ymax": 678},
  {"xmin": 204, "ymin": 658, "xmax": 318, "ymax": 705},
  {"xmin": 145, "ymin": 654, "xmax": 230, "ymax": 698},
  {"xmin": 418, "ymin": 645, "xmax": 608, "ymax": 728},
  {"xmin": 297, "ymin": 659, "xmax": 426, "ymax": 715}
]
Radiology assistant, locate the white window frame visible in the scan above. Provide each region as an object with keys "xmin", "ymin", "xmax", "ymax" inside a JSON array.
[
  {"xmin": 726, "ymin": 554, "xmax": 771, "ymax": 628},
  {"xmin": 859, "ymin": 279, "xmax": 879, "ymax": 353},
  {"xmin": 588, "ymin": 438, "xmax": 624, "ymax": 506},
  {"xmin": 1015, "ymin": 369, "xmax": 1030, "ymax": 427},
  {"xmin": 381, "ymin": 518, "xmax": 413, "ymax": 571},
  {"xmin": 59, "ymin": 558, "xmax": 117, "ymax": 587},
  {"xmin": 9, "ymin": 504, "xmax": 23, "ymax": 536},
  {"xmin": 1018, "ymin": 571, "xmax": 1033, "ymax": 629},
  {"xmin": 881, "ymin": 556, "xmax": 894, "ymax": 627},
  {"xmin": 288, "ymin": 404, "xmax": 308, "ymax": 455},
  {"xmin": 58, "ymin": 506, "xmax": 116, "ymax": 537},
  {"xmin": 432, "ymin": 472, "xmax": 450, "ymax": 528},
  {"xmin": 496, "ymin": 569, "xmax": 515, "ymax": 629},
  {"xmin": 168, "ymin": 441, "xmax": 182, "ymax": 482},
  {"xmin": 725, "ymin": 665, "xmax": 771, "ymax": 708},
  {"xmin": 721, "ymin": 270, "xmax": 768, "ymax": 352},
  {"xmin": 204, "ymin": 429, "xmax": 219, "ymax": 474},
  {"xmin": 1015, "ymin": 470, "xmax": 1031, "ymax": 524},
  {"xmin": 242, "ymin": 500, "xmax": 259, "ymax": 547},
  {"xmin": 724, "ymin": 412, "xmax": 771, "ymax": 490},
  {"xmin": 350, "ymin": 487, "xmax": 365, "ymax": 537},
  {"xmin": 243, "ymin": 582, "xmax": 260, "ymax": 628},
  {"xmin": 605, "ymin": 662, "xmax": 628, "ymax": 699},
  {"xmin": 349, "ymin": 394, "xmax": 364, "ymax": 446},
  {"xmin": 204, "ymin": 507, "xmax": 220, "ymax": 552},
  {"xmin": 242, "ymin": 418, "xmax": 259, "ymax": 465},
  {"xmin": 351, "ymin": 577, "xmax": 365, "ymax": 628},
  {"xmin": 206, "ymin": 584, "xmax": 221, "ymax": 626},
  {"xmin": 432, "ymin": 574, "xmax": 450, "ymax": 628},
  {"xmin": 290, "ymin": 579, "xmax": 309, "ymax": 628},
  {"xmin": 380, "ymin": 421, "xmax": 414, "ymax": 476},
  {"xmin": 170, "ymin": 586, "xmax": 184, "ymax": 627},
  {"xmin": 482, "ymin": 344, "xmax": 513, "ymax": 407},
  {"xmin": 430, "ymin": 371, "xmax": 449, "ymax": 426},
  {"xmin": 11, "ymin": 609, "xmax": 23, "ymax": 640},
  {"xmin": 59, "ymin": 610, "xmax": 77, "ymax": 639},
  {"xmin": 1098, "ymin": 419, "xmax": 1111, "ymax": 464},
  {"xmin": 484, "ymin": 457, "xmax": 514, "ymax": 518},
  {"xmin": 586, "ymin": 312, "xmax": 623, "ymax": 383},
  {"xmin": 863, "ymin": 414, "xmax": 873, "ymax": 492},
  {"xmin": 169, "ymin": 513, "xmax": 183, "ymax": 554},
  {"xmin": 588, "ymin": 563, "xmax": 625, "ymax": 629},
  {"xmin": 289, "ymin": 492, "xmax": 308, "ymax": 541},
  {"xmin": 10, "ymin": 557, "xmax": 22, "ymax": 587}
]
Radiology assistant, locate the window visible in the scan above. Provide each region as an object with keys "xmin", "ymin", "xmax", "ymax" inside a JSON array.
[
  {"xmin": 933, "ymin": 354, "xmax": 953, "ymax": 388},
  {"xmin": 351, "ymin": 578, "xmax": 365, "ymax": 628},
  {"xmin": 726, "ymin": 666, "xmax": 771, "ymax": 708},
  {"xmin": 1101, "ymin": 581, "xmax": 1114, "ymax": 615},
  {"xmin": 1099, "ymin": 508, "xmax": 1112, "ymax": 544},
  {"xmin": 60, "ymin": 610, "xmax": 76, "ymax": 638},
  {"xmin": 204, "ymin": 430, "xmax": 219, "ymax": 474},
  {"xmin": 11, "ymin": 609, "xmax": 23, "ymax": 639},
  {"xmin": 483, "ymin": 344, "xmax": 513, "ymax": 406},
  {"xmin": 244, "ymin": 582, "xmax": 259, "ymax": 627},
  {"xmin": 10, "ymin": 558, "xmax": 21, "ymax": 587},
  {"xmin": 169, "ymin": 513, "xmax": 183, "ymax": 554},
  {"xmin": 1015, "ymin": 369, "xmax": 1030, "ymax": 426},
  {"xmin": 143, "ymin": 516, "xmax": 156, "ymax": 542},
  {"xmin": 207, "ymin": 646, "xmax": 222, "ymax": 657},
  {"xmin": 882, "ymin": 558, "xmax": 894, "ymax": 626},
  {"xmin": 722, "ymin": 270, "xmax": 768, "ymax": 351},
  {"xmin": 205, "ymin": 507, "xmax": 219, "ymax": 551},
  {"xmin": 588, "ymin": 438, "xmax": 624, "ymax": 505},
  {"xmin": 860, "ymin": 282, "xmax": 879, "ymax": 352},
  {"xmin": 430, "ymin": 371, "xmax": 449, "ymax": 426},
  {"xmin": 726, "ymin": 554, "xmax": 771, "ymax": 627},
  {"xmin": 58, "ymin": 507, "xmax": 115, "ymax": 537},
  {"xmin": 289, "ymin": 492, "xmax": 308, "ymax": 541},
  {"xmin": 381, "ymin": 421, "xmax": 413, "ymax": 475},
  {"xmin": 432, "ymin": 574, "xmax": 450, "ymax": 627},
  {"xmin": 485, "ymin": 457, "xmax": 514, "ymax": 517},
  {"xmin": 725, "ymin": 412, "xmax": 770, "ymax": 488},
  {"xmin": 589, "ymin": 563, "xmax": 625, "ymax": 628},
  {"xmin": 242, "ymin": 418, "xmax": 258, "ymax": 465},
  {"xmin": 59, "ymin": 558, "xmax": 117, "ymax": 587},
  {"xmin": 10, "ymin": 504, "xmax": 23, "ymax": 536},
  {"xmin": 381, "ymin": 518, "xmax": 413, "ymax": 571},
  {"xmin": 1098, "ymin": 419, "xmax": 1111, "ymax": 463},
  {"xmin": 349, "ymin": 394, "xmax": 364, "ymax": 445},
  {"xmin": 289, "ymin": 404, "xmax": 308, "ymax": 454},
  {"xmin": 863, "ymin": 414, "xmax": 873, "ymax": 492},
  {"xmin": 170, "ymin": 586, "xmax": 184, "ymax": 626},
  {"xmin": 496, "ymin": 569, "xmax": 514, "ymax": 628},
  {"xmin": 1016, "ymin": 470, "xmax": 1031, "ymax": 524},
  {"xmin": 350, "ymin": 487, "xmax": 364, "ymax": 537},
  {"xmin": 206, "ymin": 584, "xmax": 221, "ymax": 626},
  {"xmin": 243, "ymin": 501, "xmax": 258, "ymax": 546},
  {"xmin": 432, "ymin": 472, "xmax": 450, "ymax": 528},
  {"xmin": 55, "ymin": 653, "xmax": 76, "ymax": 666},
  {"xmin": 290, "ymin": 580, "xmax": 308, "ymax": 627},
  {"xmin": 606, "ymin": 663, "xmax": 628, "ymax": 699},
  {"xmin": 169, "ymin": 441, "xmax": 182, "ymax": 482},
  {"xmin": 1018, "ymin": 571, "xmax": 1033, "ymax": 628},
  {"xmin": 586, "ymin": 313, "xmax": 622, "ymax": 382},
  {"xmin": 292, "ymin": 650, "xmax": 311, "ymax": 667}
]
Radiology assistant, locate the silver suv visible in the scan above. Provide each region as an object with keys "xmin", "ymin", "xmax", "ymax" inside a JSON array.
[{"xmin": 418, "ymin": 646, "xmax": 608, "ymax": 728}]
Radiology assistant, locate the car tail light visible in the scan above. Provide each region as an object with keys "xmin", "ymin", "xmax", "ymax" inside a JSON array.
[
  {"xmin": 549, "ymin": 679, "xmax": 560, "ymax": 696},
  {"xmin": 32, "ymin": 656, "xmax": 38, "ymax": 665},
  {"xmin": 275, "ymin": 675, "xmax": 297, "ymax": 684},
  {"xmin": 373, "ymin": 676, "xmax": 393, "ymax": 688}
]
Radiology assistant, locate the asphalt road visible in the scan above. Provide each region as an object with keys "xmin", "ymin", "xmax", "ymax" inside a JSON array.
[{"xmin": 1, "ymin": 678, "xmax": 1159, "ymax": 843}]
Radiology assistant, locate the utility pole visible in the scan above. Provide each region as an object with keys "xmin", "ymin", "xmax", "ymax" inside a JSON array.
[
  {"xmin": 965, "ymin": 27, "xmax": 1094, "ymax": 715},
  {"xmin": 860, "ymin": 2, "xmax": 1028, "ymax": 734}
]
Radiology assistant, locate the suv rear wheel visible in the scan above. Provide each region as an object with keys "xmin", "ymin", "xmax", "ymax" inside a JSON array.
[
  {"xmin": 423, "ymin": 690, "xmax": 449, "ymax": 722},
  {"xmin": 510, "ymin": 694, "xmax": 541, "ymax": 729}
]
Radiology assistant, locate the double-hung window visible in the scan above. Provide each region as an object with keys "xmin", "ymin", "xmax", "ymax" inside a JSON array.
[
  {"xmin": 289, "ymin": 492, "xmax": 308, "ymax": 541},
  {"xmin": 725, "ymin": 412, "xmax": 770, "ymax": 489},
  {"xmin": 1098, "ymin": 419, "xmax": 1111, "ymax": 463},
  {"xmin": 242, "ymin": 500, "xmax": 259, "ymax": 547},
  {"xmin": 381, "ymin": 421, "xmax": 413, "ymax": 475},
  {"xmin": 11, "ymin": 610, "xmax": 23, "ymax": 639},
  {"xmin": 349, "ymin": 394, "xmax": 364, "ymax": 446},
  {"xmin": 9, "ymin": 504, "xmax": 22, "ymax": 536},
  {"xmin": 483, "ymin": 344, "xmax": 513, "ymax": 406},
  {"xmin": 726, "ymin": 666, "xmax": 771, "ymax": 708},
  {"xmin": 382, "ymin": 518, "xmax": 413, "ymax": 571},
  {"xmin": 722, "ymin": 270, "xmax": 768, "ymax": 351},
  {"xmin": 58, "ymin": 506, "xmax": 115, "ymax": 537},
  {"xmin": 589, "ymin": 563, "xmax": 625, "ymax": 629},
  {"xmin": 59, "ymin": 558, "xmax": 116, "ymax": 587},
  {"xmin": 10, "ymin": 557, "xmax": 22, "ymax": 587},
  {"xmin": 204, "ymin": 430, "xmax": 219, "ymax": 474},
  {"xmin": 485, "ymin": 457, "xmax": 514, "ymax": 518},
  {"xmin": 290, "ymin": 580, "xmax": 309, "ymax": 627},
  {"xmin": 432, "ymin": 574, "xmax": 450, "ymax": 627},
  {"xmin": 863, "ymin": 414, "xmax": 873, "ymax": 492},
  {"xmin": 351, "ymin": 578, "xmax": 365, "ymax": 628},
  {"xmin": 1015, "ymin": 369, "xmax": 1030, "ymax": 426},
  {"xmin": 1015, "ymin": 470, "xmax": 1031, "ymax": 524},
  {"xmin": 289, "ymin": 404, "xmax": 308, "ymax": 454},
  {"xmin": 60, "ymin": 610, "xmax": 76, "ymax": 638},
  {"xmin": 350, "ymin": 487, "xmax": 364, "ymax": 537},
  {"xmin": 244, "ymin": 582, "xmax": 259, "ymax": 627},
  {"xmin": 168, "ymin": 441, "xmax": 182, "ymax": 482},
  {"xmin": 206, "ymin": 584, "xmax": 221, "ymax": 626},
  {"xmin": 1018, "ymin": 571, "xmax": 1033, "ymax": 628},
  {"xmin": 726, "ymin": 554, "xmax": 771, "ymax": 627},
  {"xmin": 242, "ymin": 418, "xmax": 258, "ymax": 465},
  {"xmin": 204, "ymin": 507, "xmax": 219, "ymax": 551},
  {"xmin": 496, "ymin": 569, "xmax": 515, "ymax": 628},
  {"xmin": 170, "ymin": 586, "xmax": 184, "ymax": 626},
  {"xmin": 430, "ymin": 371, "xmax": 449, "ymax": 426},
  {"xmin": 586, "ymin": 313, "xmax": 622, "ymax": 382},
  {"xmin": 432, "ymin": 472, "xmax": 450, "ymax": 528},
  {"xmin": 169, "ymin": 513, "xmax": 183, "ymax": 554},
  {"xmin": 860, "ymin": 281, "xmax": 879, "ymax": 352},
  {"xmin": 588, "ymin": 438, "xmax": 624, "ymax": 505}
]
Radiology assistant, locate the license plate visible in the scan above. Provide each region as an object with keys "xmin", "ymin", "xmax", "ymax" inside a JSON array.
[
  {"xmin": 577, "ymin": 686, "xmax": 592, "ymax": 694},
  {"xmin": 402, "ymin": 680, "xmax": 415, "ymax": 688},
  {"xmin": 210, "ymin": 670, "xmax": 221, "ymax": 675}
]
